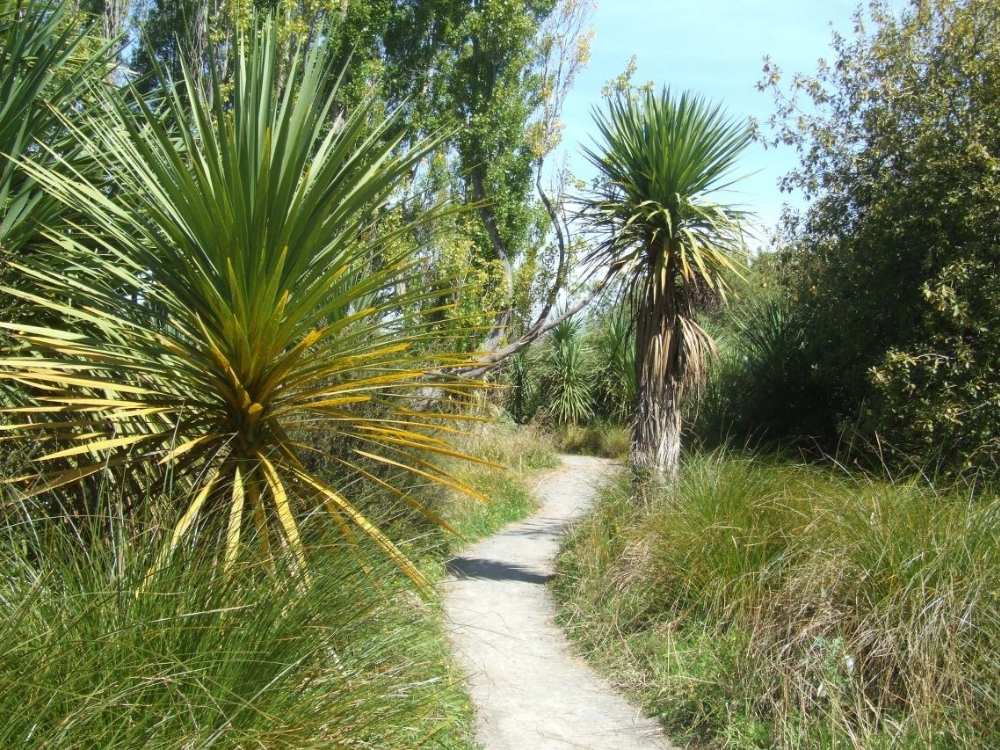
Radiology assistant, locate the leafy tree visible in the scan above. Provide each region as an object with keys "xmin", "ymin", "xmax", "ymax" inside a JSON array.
[
  {"xmin": 758, "ymin": 0, "xmax": 1000, "ymax": 475},
  {"xmin": 583, "ymin": 90, "xmax": 751, "ymax": 479}
]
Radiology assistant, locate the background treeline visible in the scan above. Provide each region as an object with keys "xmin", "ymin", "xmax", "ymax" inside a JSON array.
[{"xmin": 510, "ymin": 0, "xmax": 999, "ymax": 483}]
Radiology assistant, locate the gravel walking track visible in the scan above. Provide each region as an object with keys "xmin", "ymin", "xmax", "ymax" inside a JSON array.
[{"xmin": 442, "ymin": 454, "xmax": 673, "ymax": 750}]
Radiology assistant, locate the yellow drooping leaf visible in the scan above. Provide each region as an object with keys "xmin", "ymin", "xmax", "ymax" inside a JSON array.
[
  {"xmin": 259, "ymin": 454, "xmax": 307, "ymax": 574},
  {"xmin": 224, "ymin": 466, "xmax": 245, "ymax": 574},
  {"xmin": 159, "ymin": 434, "xmax": 222, "ymax": 464},
  {"xmin": 144, "ymin": 469, "xmax": 220, "ymax": 587},
  {"xmin": 0, "ymin": 370, "xmax": 158, "ymax": 395},
  {"xmin": 353, "ymin": 449, "xmax": 488, "ymax": 502},
  {"xmin": 292, "ymin": 467, "xmax": 429, "ymax": 590},
  {"xmin": 37, "ymin": 433, "xmax": 155, "ymax": 462}
]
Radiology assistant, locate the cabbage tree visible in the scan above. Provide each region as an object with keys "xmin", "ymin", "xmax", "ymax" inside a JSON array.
[
  {"xmin": 583, "ymin": 89, "xmax": 751, "ymax": 479},
  {"xmin": 0, "ymin": 17, "xmax": 485, "ymax": 585}
]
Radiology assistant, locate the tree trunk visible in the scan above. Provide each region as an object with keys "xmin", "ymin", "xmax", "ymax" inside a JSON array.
[{"xmin": 631, "ymin": 271, "xmax": 683, "ymax": 482}]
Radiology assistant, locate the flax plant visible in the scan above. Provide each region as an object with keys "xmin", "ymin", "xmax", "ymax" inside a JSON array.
[
  {"xmin": 541, "ymin": 317, "xmax": 594, "ymax": 425},
  {"xmin": 0, "ymin": 17, "xmax": 488, "ymax": 585}
]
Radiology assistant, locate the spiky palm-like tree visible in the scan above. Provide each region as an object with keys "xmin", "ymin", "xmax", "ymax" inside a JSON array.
[
  {"xmin": 0, "ymin": 0, "xmax": 112, "ymax": 255},
  {"xmin": 0, "ymin": 17, "xmax": 486, "ymax": 586},
  {"xmin": 583, "ymin": 89, "xmax": 751, "ymax": 479}
]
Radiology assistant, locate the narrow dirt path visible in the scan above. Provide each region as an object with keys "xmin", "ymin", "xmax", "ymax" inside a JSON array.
[{"xmin": 442, "ymin": 454, "xmax": 673, "ymax": 750}]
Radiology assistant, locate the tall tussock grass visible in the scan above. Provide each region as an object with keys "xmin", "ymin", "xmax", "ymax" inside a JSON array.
[
  {"xmin": 555, "ymin": 452, "xmax": 1000, "ymax": 748},
  {"xmin": 415, "ymin": 418, "xmax": 558, "ymax": 550},
  {"xmin": 0, "ymin": 505, "xmax": 474, "ymax": 748}
]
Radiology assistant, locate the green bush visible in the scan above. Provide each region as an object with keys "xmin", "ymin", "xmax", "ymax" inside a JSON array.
[
  {"xmin": 753, "ymin": 0, "xmax": 1000, "ymax": 477},
  {"xmin": 869, "ymin": 258, "xmax": 1000, "ymax": 477},
  {"xmin": 538, "ymin": 317, "xmax": 595, "ymax": 425},
  {"xmin": 503, "ymin": 349, "xmax": 544, "ymax": 425},
  {"xmin": 555, "ymin": 452, "xmax": 1000, "ymax": 748},
  {"xmin": 590, "ymin": 307, "xmax": 636, "ymax": 424},
  {"xmin": 692, "ymin": 288, "xmax": 824, "ymax": 450}
]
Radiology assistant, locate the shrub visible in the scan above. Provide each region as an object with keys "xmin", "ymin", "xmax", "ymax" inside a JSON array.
[
  {"xmin": 556, "ymin": 421, "xmax": 630, "ymax": 459},
  {"xmin": 504, "ymin": 349, "xmax": 543, "ymax": 424},
  {"xmin": 691, "ymin": 291, "xmax": 824, "ymax": 450},
  {"xmin": 538, "ymin": 317, "xmax": 594, "ymax": 425},
  {"xmin": 756, "ymin": 0, "xmax": 1000, "ymax": 475},
  {"xmin": 1, "ymin": 16, "xmax": 481, "ymax": 583},
  {"xmin": 590, "ymin": 306, "xmax": 635, "ymax": 424},
  {"xmin": 869, "ymin": 257, "xmax": 1000, "ymax": 478}
]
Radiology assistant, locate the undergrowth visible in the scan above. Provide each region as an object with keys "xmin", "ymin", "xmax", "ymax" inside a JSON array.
[
  {"xmin": 0, "ymin": 420, "xmax": 556, "ymax": 749},
  {"xmin": 555, "ymin": 421, "xmax": 630, "ymax": 460},
  {"xmin": 0, "ymin": 515, "xmax": 473, "ymax": 749},
  {"xmin": 554, "ymin": 451, "xmax": 1000, "ymax": 748}
]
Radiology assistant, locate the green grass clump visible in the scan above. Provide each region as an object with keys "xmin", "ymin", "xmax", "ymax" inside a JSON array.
[
  {"xmin": 554, "ymin": 451, "xmax": 1000, "ymax": 748},
  {"xmin": 556, "ymin": 421, "xmax": 630, "ymax": 459},
  {"xmin": 0, "ymin": 421, "xmax": 556, "ymax": 749},
  {"xmin": 0, "ymin": 511, "xmax": 475, "ymax": 749}
]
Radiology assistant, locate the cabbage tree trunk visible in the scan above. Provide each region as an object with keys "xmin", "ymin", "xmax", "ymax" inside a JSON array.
[{"xmin": 631, "ymin": 263, "xmax": 683, "ymax": 482}]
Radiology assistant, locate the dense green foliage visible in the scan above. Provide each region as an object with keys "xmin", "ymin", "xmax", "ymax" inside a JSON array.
[
  {"xmin": 501, "ymin": 304, "xmax": 635, "ymax": 428},
  {"xmin": 745, "ymin": 0, "xmax": 1000, "ymax": 477},
  {"xmin": 691, "ymin": 264, "xmax": 821, "ymax": 449},
  {"xmin": 127, "ymin": 0, "xmax": 587, "ymax": 349},
  {"xmin": 590, "ymin": 307, "xmax": 636, "ymax": 424},
  {"xmin": 0, "ymin": 0, "xmax": 111, "ymax": 258},
  {"xmin": 538, "ymin": 317, "xmax": 594, "ymax": 425},
  {"xmin": 556, "ymin": 454, "xmax": 1000, "ymax": 747}
]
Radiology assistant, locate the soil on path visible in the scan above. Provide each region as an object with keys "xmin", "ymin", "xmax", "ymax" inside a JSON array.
[{"xmin": 442, "ymin": 454, "xmax": 673, "ymax": 750}]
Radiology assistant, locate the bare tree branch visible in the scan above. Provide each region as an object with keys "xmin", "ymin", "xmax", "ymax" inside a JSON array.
[{"xmin": 458, "ymin": 276, "xmax": 606, "ymax": 379}]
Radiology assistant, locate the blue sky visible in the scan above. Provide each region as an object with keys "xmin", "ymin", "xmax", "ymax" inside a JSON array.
[{"xmin": 555, "ymin": 1, "xmax": 904, "ymax": 245}]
